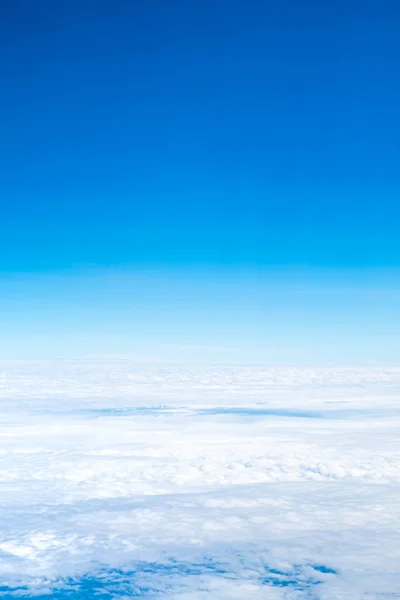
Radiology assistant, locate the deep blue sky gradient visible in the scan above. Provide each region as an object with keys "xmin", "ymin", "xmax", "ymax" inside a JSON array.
[
  {"xmin": 1, "ymin": 0, "xmax": 399, "ymax": 360},
  {"xmin": 2, "ymin": 0, "xmax": 399, "ymax": 270}
]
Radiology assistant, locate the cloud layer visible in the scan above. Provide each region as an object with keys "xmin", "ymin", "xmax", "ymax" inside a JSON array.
[{"xmin": 0, "ymin": 361, "xmax": 399, "ymax": 598}]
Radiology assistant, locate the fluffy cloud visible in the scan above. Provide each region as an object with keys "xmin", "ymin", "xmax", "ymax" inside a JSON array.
[{"xmin": 0, "ymin": 361, "xmax": 399, "ymax": 598}]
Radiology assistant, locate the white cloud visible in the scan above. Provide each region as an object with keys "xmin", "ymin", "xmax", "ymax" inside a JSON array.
[{"xmin": 0, "ymin": 361, "xmax": 399, "ymax": 597}]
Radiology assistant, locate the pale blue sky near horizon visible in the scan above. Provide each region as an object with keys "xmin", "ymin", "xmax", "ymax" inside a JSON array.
[
  {"xmin": 1, "ymin": 0, "xmax": 399, "ymax": 362},
  {"xmin": 0, "ymin": 265, "xmax": 399, "ymax": 363}
]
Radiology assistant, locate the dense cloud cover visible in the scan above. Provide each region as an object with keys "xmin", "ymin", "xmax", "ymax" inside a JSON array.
[{"xmin": 0, "ymin": 361, "xmax": 399, "ymax": 598}]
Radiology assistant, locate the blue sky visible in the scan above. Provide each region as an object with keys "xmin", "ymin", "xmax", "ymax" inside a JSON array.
[{"xmin": 1, "ymin": 0, "xmax": 399, "ymax": 361}]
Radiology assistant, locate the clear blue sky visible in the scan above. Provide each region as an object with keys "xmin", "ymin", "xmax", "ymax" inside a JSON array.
[{"xmin": 1, "ymin": 0, "xmax": 399, "ymax": 361}]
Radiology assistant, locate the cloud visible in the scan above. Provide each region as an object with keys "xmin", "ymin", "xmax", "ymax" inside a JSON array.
[{"xmin": 0, "ymin": 361, "xmax": 399, "ymax": 597}]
